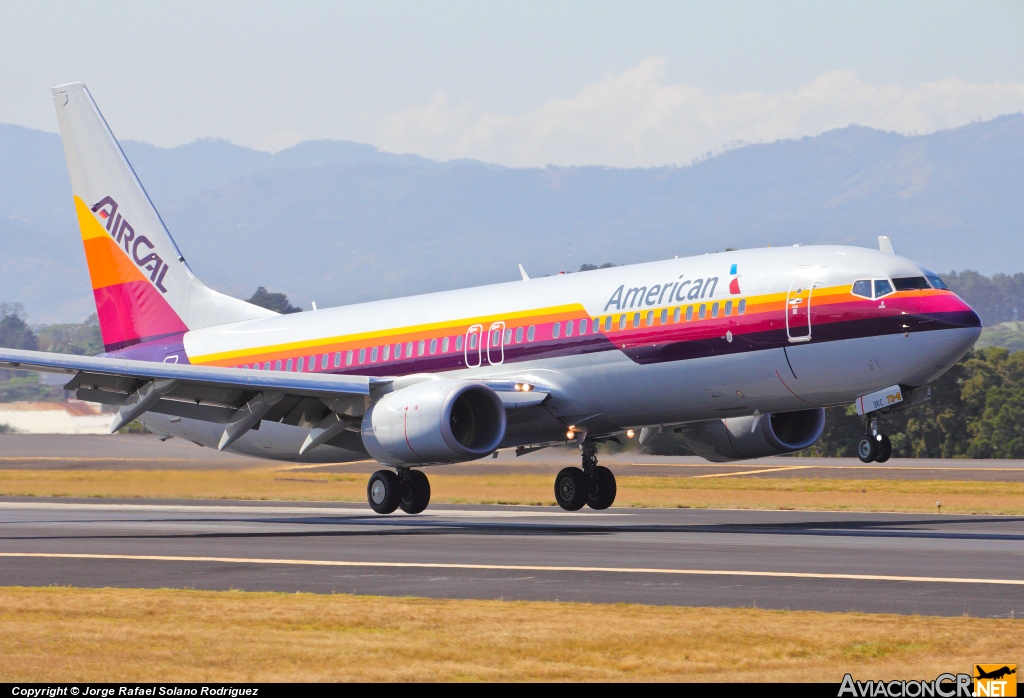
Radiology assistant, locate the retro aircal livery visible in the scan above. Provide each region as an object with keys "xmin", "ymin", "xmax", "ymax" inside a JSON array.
[{"xmin": 0, "ymin": 83, "xmax": 982, "ymax": 514}]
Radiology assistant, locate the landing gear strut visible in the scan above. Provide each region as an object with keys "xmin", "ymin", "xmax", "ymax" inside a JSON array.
[
  {"xmin": 857, "ymin": 416, "xmax": 892, "ymax": 464},
  {"xmin": 367, "ymin": 468, "xmax": 431, "ymax": 514},
  {"xmin": 554, "ymin": 441, "xmax": 617, "ymax": 511}
]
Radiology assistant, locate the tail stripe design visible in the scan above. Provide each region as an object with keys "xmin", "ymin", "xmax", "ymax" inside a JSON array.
[{"xmin": 75, "ymin": 196, "xmax": 187, "ymax": 351}]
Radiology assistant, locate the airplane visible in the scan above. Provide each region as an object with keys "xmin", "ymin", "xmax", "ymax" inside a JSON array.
[{"xmin": 0, "ymin": 83, "xmax": 982, "ymax": 515}]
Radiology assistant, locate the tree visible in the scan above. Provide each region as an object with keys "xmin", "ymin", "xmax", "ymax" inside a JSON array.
[
  {"xmin": 0, "ymin": 313, "xmax": 38, "ymax": 350},
  {"xmin": 246, "ymin": 287, "xmax": 302, "ymax": 314}
]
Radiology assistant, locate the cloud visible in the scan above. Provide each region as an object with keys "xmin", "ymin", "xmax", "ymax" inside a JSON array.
[{"xmin": 365, "ymin": 58, "xmax": 1024, "ymax": 167}]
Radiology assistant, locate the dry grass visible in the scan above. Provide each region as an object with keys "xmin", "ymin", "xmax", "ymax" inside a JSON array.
[
  {"xmin": 1, "ymin": 468, "xmax": 1023, "ymax": 515},
  {"xmin": 0, "ymin": 586, "xmax": 1020, "ymax": 682}
]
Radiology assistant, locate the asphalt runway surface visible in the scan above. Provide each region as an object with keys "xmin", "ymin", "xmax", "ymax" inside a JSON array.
[{"xmin": 1, "ymin": 434, "xmax": 1022, "ymax": 618}]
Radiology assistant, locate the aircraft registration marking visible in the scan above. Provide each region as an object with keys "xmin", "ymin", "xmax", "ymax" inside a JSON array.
[{"xmin": 1, "ymin": 552, "xmax": 1021, "ymax": 586}]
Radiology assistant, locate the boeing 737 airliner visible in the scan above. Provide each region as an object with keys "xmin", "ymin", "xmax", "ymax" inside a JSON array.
[{"xmin": 0, "ymin": 83, "xmax": 982, "ymax": 514}]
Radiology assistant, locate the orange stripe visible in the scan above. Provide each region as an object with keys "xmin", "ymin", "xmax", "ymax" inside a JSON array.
[{"xmin": 82, "ymin": 235, "xmax": 149, "ymax": 290}]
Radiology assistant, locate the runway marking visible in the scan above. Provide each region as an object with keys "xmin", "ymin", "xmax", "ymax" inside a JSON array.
[
  {"xmin": 692, "ymin": 466, "xmax": 813, "ymax": 478},
  {"xmin": 2, "ymin": 552, "xmax": 1021, "ymax": 586},
  {"xmin": 0, "ymin": 501, "xmax": 605, "ymax": 518}
]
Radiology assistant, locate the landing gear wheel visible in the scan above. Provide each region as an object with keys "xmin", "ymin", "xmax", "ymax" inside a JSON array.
[
  {"xmin": 554, "ymin": 467, "xmax": 587, "ymax": 511},
  {"xmin": 399, "ymin": 469, "xmax": 431, "ymax": 515},
  {"xmin": 857, "ymin": 436, "xmax": 877, "ymax": 464},
  {"xmin": 367, "ymin": 470, "xmax": 400, "ymax": 514},
  {"xmin": 875, "ymin": 434, "xmax": 892, "ymax": 463},
  {"xmin": 587, "ymin": 465, "xmax": 617, "ymax": 510}
]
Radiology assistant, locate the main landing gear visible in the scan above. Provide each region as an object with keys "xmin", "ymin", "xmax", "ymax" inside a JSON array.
[
  {"xmin": 367, "ymin": 468, "xmax": 431, "ymax": 514},
  {"xmin": 554, "ymin": 441, "xmax": 617, "ymax": 511},
  {"xmin": 857, "ymin": 416, "xmax": 892, "ymax": 464}
]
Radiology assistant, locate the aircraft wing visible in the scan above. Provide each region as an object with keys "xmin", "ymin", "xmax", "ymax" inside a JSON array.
[
  {"xmin": 0, "ymin": 348, "xmax": 551, "ymax": 449},
  {"xmin": 0, "ymin": 347, "xmax": 382, "ymax": 448}
]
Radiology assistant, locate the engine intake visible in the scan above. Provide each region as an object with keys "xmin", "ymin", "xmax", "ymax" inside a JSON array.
[
  {"xmin": 648, "ymin": 408, "xmax": 825, "ymax": 462},
  {"xmin": 361, "ymin": 379, "xmax": 506, "ymax": 465}
]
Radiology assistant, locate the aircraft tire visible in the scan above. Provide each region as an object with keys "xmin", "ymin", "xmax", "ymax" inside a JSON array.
[
  {"xmin": 399, "ymin": 469, "xmax": 431, "ymax": 515},
  {"xmin": 857, "ymin": 437, "xmax": 877, "ymax": 464},
  {"xmin": 554, "ymin": 467, "xmax": 587, "ymax": 511},
  {"xmin": 367, "ymin": 470, "xmax": 401, "ymax": 514},
  {"xmin": 587, "ymin": 466, "xmax": 617, "ymax": 510},
  {"xmin": 875, "ymin": 435, "xmax": 892, "ymax": 463}
]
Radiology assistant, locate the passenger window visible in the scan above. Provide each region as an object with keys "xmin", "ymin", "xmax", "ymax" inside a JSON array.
[
  {"xmin": 334, "ymin": 352, "xmax": 341, "ymax": 368},
  {"xmin": 383, "ymin": 344, "xmax": 391, "ymax": 361},
  {"xmin": 699, "ymin": 304, "xmax": 707, "ymax": 320},
  {"xmin": 394, "ymin": 344, "xmax": 403, "ymax": 359},
  {"xmin": 618, "ymin": 315, "xmax": 626, "ymax": 330},
  {"xmin": 286, "ymin": 359, "xmax": 293, "ymax": 371},
  {"xmin": 346, "ymin": 350, "xmax": 353, "ymax": 365},
  {"xmin": 418, "ymin": 340, "xmax": 426, "ymax": 356},
  {"xmin": 725, "ymin": 300, "xmax": 733, "ymax": 316},
  {"xmin": 711, "ymin": 302, "xmax": 719, "ymax": 318},
  {"xmin": 527, "ymin": 325, "xmax": 536, "ymax": 341},
  {"xmin": 469, "ymin": 334, "xmax": 478, "ymax": 350},
  {"xmin": 406, "ymin": 341, "xmax": 414, "ymax": 357},
  {"xmin": 893, "ymin": 276, "xmax": 930, "ymax": 291},
  {"xmin": 371, "ymin": 346, "xmax": 379, "ymax": 362},
  {"xmin": 321, "ymin": 354, "xmax": 328, "ymax": 369},
  {"xmin": 564, "ymin": 322, "xmax": 573, "ymax": 337},
  {"xmin": 686, "ymin": 306, "xmax": 694, "ymax": 321},
  {"xmin": 738, "ymin": 299, "xmax": 747, "ymax": 315},
  {"xmin": 633, "ymin": 312, "xmax": 640, "ymax": 327},
  {"xmin": 552, "ymin": 322, "xmax": 561, "ymax": 339},
  {"xmin": 516, "ymin": 326, "xmax": 524, "ymax": 342},
  {"xmin": 264, "ymin": 362, "xmax": 272, "ymax": 371},
  {"xmin": 430, "ymin": 338, "xmax": 437, "ymax": 354},
  {"xmin": 851, "ymin": 280, "xmax": 872, "ymax": 298},
  {"xmin": 456, "ymin": 336, "xmax": 464, "ymax": 351},
  {"xmin": 673, "ymin": 307, "xmax": 680, "ymax": 323},
  {"xmin": 297, "ymin": 357, "xmax": 304, "ymax": 372},
  {"xmin": 660, "ymin": 309, "xmax": 668, "ymax": 324},
  {"xmin": 274, "ymin": 360, "xmax": 282, "ymax": 371},
  {"xmin": 308, "ymin": 356, "xmax": 316, "ymax": 371},
  {"xmin": 646, "ymin": 311, "xmax": 654, "ymax": 326},
  {"xmin": 358, "ymin": 348, "xmax": 366, "ymax": 364},
  {"xmin": 579, "ymin": 319, "xmax": 587, "ymax": 335},
  {"xmin": 504, "ymin": 329, "xmax": 512, "ymax": 343},
  {"xmin": 604, "ymin": 317, "xmax": 612, "ymax": 332},
  {"xmin": 874, "ymin": 279, "xmax": 894, "ymax": 298},
  {"xmin": 442, "ymin": 337, "xmax": 450, "ymax": 352}
]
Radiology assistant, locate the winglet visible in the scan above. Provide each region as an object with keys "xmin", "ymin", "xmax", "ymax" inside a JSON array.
[
  {"xmin": 878, "ymin": 236, "xmax": 895, "ymax": 254},
  {"xmin": 519, "ymin": 264, "xmax": 530, "ymax": 282}
]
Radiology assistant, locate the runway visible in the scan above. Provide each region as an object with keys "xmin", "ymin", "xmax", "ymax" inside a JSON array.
[{"xmin": 1, "ymin": 498, "xmax": 1021, "ymax": 618}]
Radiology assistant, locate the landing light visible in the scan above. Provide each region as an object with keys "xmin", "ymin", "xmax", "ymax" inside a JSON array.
[
  {"xmin": 626, "ymin": 429, "xmax": 635, "ymax": 439},
  {"xmin": 514, "ymin": 383, "xmax": 534, "ymax": 392},
  {"xmin": 566, "ymin": 430, "xmax": 576, "ymax": 440}
]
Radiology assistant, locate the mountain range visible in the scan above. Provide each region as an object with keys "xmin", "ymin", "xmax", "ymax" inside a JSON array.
[{"xmin": 2, "ymin": 114, "xmax": 1022, "ymax": 324}]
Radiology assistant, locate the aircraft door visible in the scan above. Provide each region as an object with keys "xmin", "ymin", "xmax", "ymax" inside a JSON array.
[
  {"xmin": 786, "ymin": 266, "xmax": 824, "ymax": 342},
  {"xmin": 465, "ymin": 324, "xmax": 483, "ymax": 367},
  {"xmin": 487, "ymin": 321, "xmax": 506, "ymax": 365}
]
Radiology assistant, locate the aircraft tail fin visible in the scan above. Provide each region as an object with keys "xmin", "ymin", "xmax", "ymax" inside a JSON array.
[{"xmin": 50, "ymin": 82, "xmax": 275, "ymax": 352}]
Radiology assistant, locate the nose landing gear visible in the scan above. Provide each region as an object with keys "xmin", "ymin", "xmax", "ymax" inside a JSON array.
[
  {"xmin": 554, "ymin": 440, "xmax": 617, "ymax": 511},
  {"xmin": 857, "ymin": 417, "xmax": 892, "ymax": 463}
]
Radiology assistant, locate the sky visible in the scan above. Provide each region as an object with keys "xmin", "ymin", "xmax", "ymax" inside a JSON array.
[{"xmin": 2, "ymin": 0, "xmax": 1024, "ymax": 167}]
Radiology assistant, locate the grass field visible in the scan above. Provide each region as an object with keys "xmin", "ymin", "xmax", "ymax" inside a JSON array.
[
  {"xmin": 0, "ymin": 586, "xmax": 1020, "ymax": 682},
  {"xmin": 1, "ymin": 468, "xmax": 1023, "ymax": 514}
]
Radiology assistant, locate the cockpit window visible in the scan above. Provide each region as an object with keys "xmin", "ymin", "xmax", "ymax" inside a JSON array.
[
  {"xmin": 873, "ymin": 279, "xmax": 894, "ymax": 298},
  {"xmin": 925, "ymin": 273, "xmax": 949, "ymax": 290},
  {"xmin": 851, "ymin": 280, "xmax": 872, "ymax": 299},
  {"xmin": 892, "ymin": 276, "xmax": 930, "ymax": 291}
]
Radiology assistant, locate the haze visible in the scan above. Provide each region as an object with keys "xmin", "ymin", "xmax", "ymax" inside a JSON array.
[{"xmin": 2, "ymin": 0, "xmax": 1024, "ymax": 166}]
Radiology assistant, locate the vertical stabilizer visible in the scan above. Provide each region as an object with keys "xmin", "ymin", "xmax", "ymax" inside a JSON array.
[{"xmin": 51, "ymin": 82, "xmax": 275, "ymax": 352}]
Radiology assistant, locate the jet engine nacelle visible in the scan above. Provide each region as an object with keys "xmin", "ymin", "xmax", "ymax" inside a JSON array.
[
  {"xmin": 360, "ymin": 379, "xmax": 506, "ymax": 465},
  {"xmin": 668, "ymin": 408, "xmax": 826, "ymax": 462}
]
